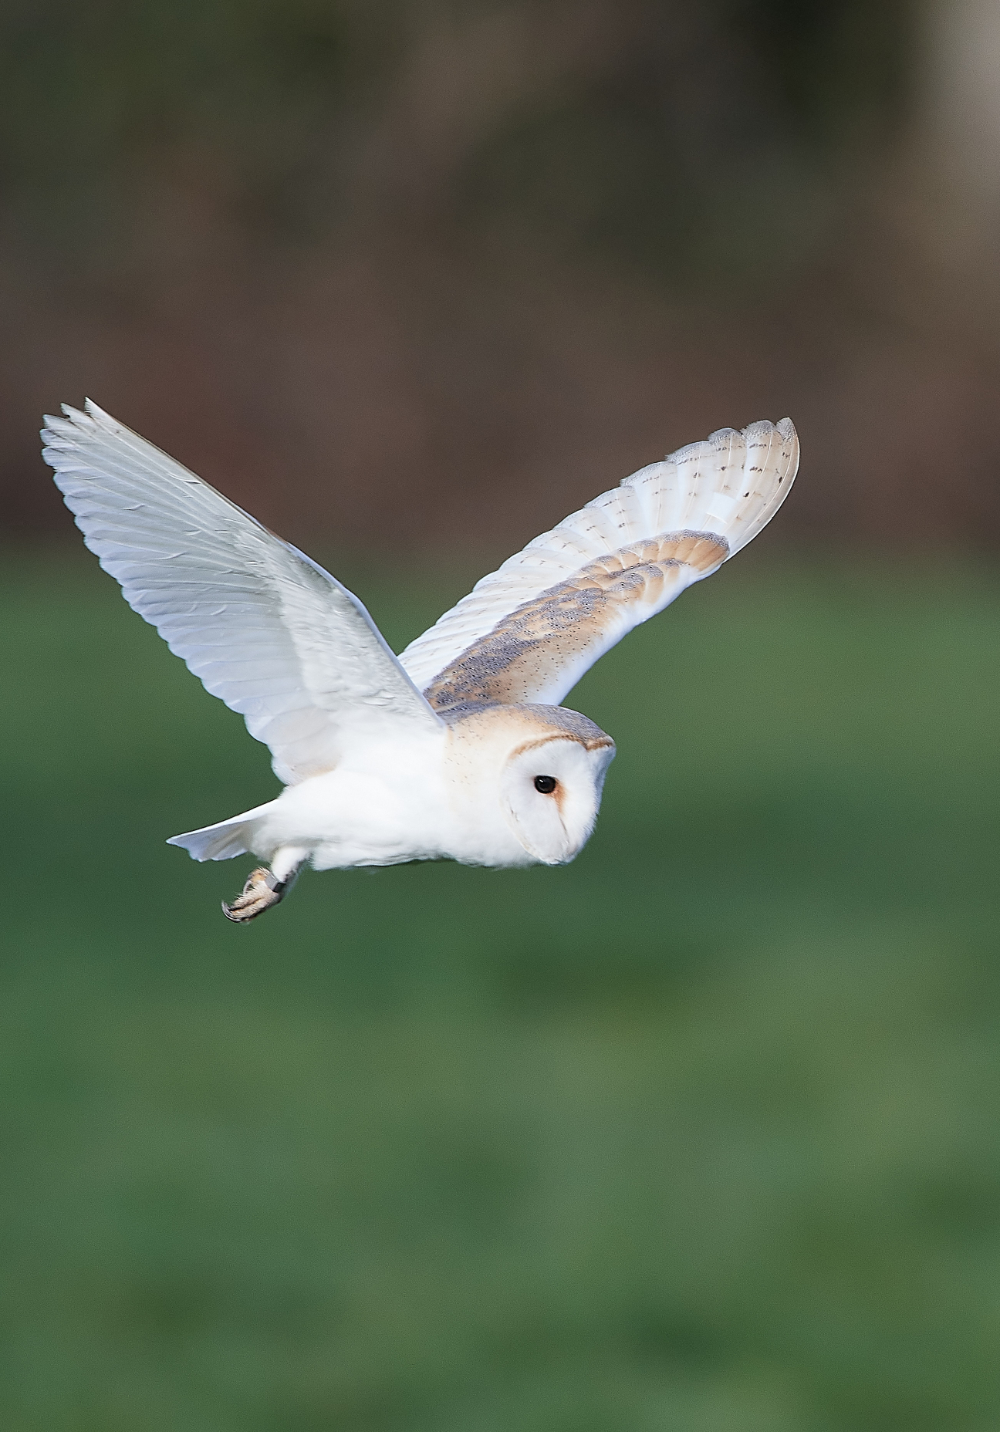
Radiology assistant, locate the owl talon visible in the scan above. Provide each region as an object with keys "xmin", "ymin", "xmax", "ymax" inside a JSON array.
[{"xmin": 222, "ymin": 867, "xmax": 286, "ymax": 923}]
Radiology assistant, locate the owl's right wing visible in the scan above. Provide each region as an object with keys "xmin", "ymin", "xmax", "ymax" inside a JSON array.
[
  {"xmin": 42, "ymin": 401, "xmax": 441, "ymax": 785},
  {"xmin": 399, "ymin": 419, "xmax": 798, "ymax": 710}
]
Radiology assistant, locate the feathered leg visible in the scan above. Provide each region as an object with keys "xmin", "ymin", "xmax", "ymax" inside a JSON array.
[{"xmin": 222, "ymin": 846, "xmax": 307, "ymax": 923}]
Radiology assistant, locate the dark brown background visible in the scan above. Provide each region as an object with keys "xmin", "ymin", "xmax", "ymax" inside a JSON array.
[{"xmin": 4, "ymin": 0, "xmax": 999, "ymax": 554}]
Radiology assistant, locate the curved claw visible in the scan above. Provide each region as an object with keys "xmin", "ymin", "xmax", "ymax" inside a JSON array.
[{"xmin": 222, "ymin": 867, "xmax": 286, "ymax": 923}]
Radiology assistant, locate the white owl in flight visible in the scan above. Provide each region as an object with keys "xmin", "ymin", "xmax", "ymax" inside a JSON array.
[{"xmin": 42, "ymin": 403, "xmax": 798, "ymax": 921}]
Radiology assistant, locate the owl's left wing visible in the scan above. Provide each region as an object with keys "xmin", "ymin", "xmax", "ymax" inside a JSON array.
[
  {"xmin": 399, "ymin": 419, "xmax": 798, "ymax": 710},
  {"xmin": 43, "ymin": 400, "xmax": 441, "ymax": 785}
]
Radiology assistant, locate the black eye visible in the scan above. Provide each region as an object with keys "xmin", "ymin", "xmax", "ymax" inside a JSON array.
[{"xmin": 534, "ymin": 775, "xmax": 557, "ymax": 794}]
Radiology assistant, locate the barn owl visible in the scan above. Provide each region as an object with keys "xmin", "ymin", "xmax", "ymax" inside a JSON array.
[{"xmin": 42, "ymin": 403, "xmax": 798, "ymax": 921}]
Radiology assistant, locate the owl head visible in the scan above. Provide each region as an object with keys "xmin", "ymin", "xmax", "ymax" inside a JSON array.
[{"xmin": 443, "ymin": 703, "xmax": 616, "ymax": 865}]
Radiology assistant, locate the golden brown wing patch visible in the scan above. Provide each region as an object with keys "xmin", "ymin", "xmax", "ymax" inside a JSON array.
[{"xmin": 423, "ymin": 530, "xmax": 728, "ymax": 709}]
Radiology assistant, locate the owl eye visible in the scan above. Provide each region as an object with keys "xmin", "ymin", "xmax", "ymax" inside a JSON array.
[{"xmin": 534, "ymin": 775, "xmax": 558, "ymax": 794}]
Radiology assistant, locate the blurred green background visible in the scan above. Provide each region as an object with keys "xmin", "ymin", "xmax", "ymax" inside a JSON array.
[
  {"xmin": 6, "ymin": 0, "xmax": 1000, "ymax": 1428},
  {"xmin": 5, "ymin": 548, "xmax": 1000, "ymax": 1430}
]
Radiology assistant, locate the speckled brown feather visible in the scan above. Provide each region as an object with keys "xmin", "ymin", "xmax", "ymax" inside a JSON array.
[
  {"xmin": 425, "ymin": 530, "xmax": 728, "ymax": 708},
  {"xmin": 400, "ymin": 419, "xmax": 798, "ymax": 701}
]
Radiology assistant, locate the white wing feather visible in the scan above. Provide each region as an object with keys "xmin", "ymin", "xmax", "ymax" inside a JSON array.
[
  {"xmin": 42, "ymin": 401, "xmax": 441, "ymax": 784},
  {"xmin": 400, "ymin": 419, "xmax": 798, "ymax": 702}
]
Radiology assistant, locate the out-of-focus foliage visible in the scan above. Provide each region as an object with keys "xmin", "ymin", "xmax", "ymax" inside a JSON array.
[
  {"xmin": 3, "ymin": 549, "xmax": 1000, "ymax": 1429},
  {"xmin": 0, "ymin": 0, "xmax": 908, "ymax": 275},
  {"xmin": 10, "ymin": 0, "xmax": 977, "ymax": 553}
]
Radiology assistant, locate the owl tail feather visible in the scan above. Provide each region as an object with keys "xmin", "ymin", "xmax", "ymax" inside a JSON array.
[{"xmin": 166, "ymin": 799, "xmax": 278, "ymax": 862}]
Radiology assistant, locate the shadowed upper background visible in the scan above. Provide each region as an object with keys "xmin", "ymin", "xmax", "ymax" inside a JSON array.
[{"xmin": 4, "ymin": 0, "xmax": 998, "ymax": 551}]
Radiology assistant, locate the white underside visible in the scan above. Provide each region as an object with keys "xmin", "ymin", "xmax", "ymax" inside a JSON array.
[{"xmin": 168, "ymin": 726, "xmax": 536, "ymax": 871}]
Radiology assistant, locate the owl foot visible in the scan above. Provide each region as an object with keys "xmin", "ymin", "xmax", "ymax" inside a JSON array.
[{"xmin": 222, "ymin": 867, "xmax": 287, "ymax": 923}]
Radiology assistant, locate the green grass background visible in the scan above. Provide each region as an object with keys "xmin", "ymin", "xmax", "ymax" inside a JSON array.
[{"xmin": 3, "ymin": 547, "xmax": 1000, "ymax": 1432}]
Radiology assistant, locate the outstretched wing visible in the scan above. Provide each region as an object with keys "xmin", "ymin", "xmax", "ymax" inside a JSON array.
[
  {"xmin": 42, "ymin": 401, "xmax": 441, "ymax": 785},
  {"xmin": 400, "ymin": 419, "xmax": 798, "ymax": 709}
]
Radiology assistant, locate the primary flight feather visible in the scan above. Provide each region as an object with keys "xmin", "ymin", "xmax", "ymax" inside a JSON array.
[{"xmin": 42, "ymin": 401, "xmax": 798, "ymax": 920}]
